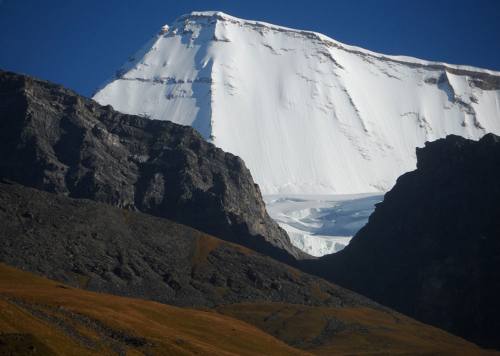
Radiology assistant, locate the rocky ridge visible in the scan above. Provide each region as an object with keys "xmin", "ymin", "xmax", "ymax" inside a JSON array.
[
  {"xmin": 304, "ymin": 133, "xmax": 500, "ymax": 349},
  {"xmin": 0, "ymin": 69, "xmax": 306, "ymax": 260}
]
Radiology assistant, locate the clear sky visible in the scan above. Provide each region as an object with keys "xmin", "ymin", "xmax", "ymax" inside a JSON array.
[{"xmin": 1, "ymin": 0, "xmax": 499, "ymax": 96}]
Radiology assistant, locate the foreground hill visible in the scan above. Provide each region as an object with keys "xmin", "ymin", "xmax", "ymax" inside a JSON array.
[
  {"xmin": 305, "ymin": 134, "xmax": 500, "ymax": 349},
  {"xmin": 0, "ymin": 69, "xmax": 304, "ymax": 260},
  {"xmin": 94, "ymin": 11, "xmax": 500, "ymax": 194},
  {"xmin": 0, "ymin": 262, "xmax": 491, "ymax": 355},
  {"xmin": 0, "ymin": 263, "xmax": 304, "ymax": 355}
]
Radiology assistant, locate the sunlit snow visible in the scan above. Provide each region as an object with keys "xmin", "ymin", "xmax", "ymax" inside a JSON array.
[{"xmin": 94, "ymin": 11, "xmax": 500, "ymax": 195}]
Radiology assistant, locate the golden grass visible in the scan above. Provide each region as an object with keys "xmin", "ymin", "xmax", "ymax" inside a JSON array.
[
  {"xmin": 0, "ymin": 264, "xmax": 307, "ymax": 355},
  {"xmin": 1, "ymin": 263, "xmax": 497, "ymax": 355},
  {"xmin": 217, "ymin": 302, "xmax": 499, "ymax": 355}
]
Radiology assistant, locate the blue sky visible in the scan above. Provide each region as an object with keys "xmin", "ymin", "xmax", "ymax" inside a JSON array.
[{"xmin": 1, "ymin": 0, "xmax": 499, "ymax": 96}]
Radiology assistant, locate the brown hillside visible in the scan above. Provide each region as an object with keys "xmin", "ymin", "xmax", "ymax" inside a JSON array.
[
  {"xmin": 218, "ymin": 303, "xmax": 497, "ymax": 355},
  {"xmin": 0, "ymin": 263, "xmax": 305, "ymax": 355},
  {"xmin": 0, "ymin": 263, "xmax": 495, "ymax": 355}
]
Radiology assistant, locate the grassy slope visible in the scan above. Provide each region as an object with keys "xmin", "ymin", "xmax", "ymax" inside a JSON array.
[
  {"xmin": 0, "ymin": 264, "xmax": 306, "ymax": 355},
  {"xmin": 0, "ymin": 263, "xmax": 497, "ymax": 355},
  {"xmin": 218, "ymin": 303, "xmax": 498, "ymax": 355}
]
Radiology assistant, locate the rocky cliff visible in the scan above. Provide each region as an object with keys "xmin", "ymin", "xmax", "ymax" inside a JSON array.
[
  {"xmin": 304, "ymin": 134, "xmax": 500, "ymax": 349},
  {"xmin": 0, "ymin": 70, "xmax": 305, "ymax": 260}
]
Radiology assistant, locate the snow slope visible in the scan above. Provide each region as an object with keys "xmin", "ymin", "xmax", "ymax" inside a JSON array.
[{"xmin": 94, "ymin": 11, "xmax": 500, "ymax": 194}]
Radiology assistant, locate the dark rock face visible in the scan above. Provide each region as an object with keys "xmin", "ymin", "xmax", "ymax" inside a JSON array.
[
  {"xmin": 0, "ymin": 181, "xmax": 373, "ymax": 309},
  {"xmin": 0, "ymin": 70, "xmax": 305, "ymax": 260},
  {"xmin": 304, "ymin": 134, "xmax": 500, "ymax": 349}
]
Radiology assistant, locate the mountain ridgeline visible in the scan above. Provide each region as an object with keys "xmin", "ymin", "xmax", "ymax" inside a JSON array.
[
  {"xmin": 0, "ymin": 69, "xmax": 305, "ymax": 261},
  {"xmin": 304, "ymin": 133, "xmax": 500, "ymax": 349}
]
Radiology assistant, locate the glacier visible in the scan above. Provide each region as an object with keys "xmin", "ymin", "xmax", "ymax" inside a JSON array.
[{"xmin": 264, "ymin": 194, "xmax": 382, "ymax": 257}]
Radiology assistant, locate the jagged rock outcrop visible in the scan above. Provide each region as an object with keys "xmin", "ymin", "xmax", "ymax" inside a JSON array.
[
  {"xmin": 304, "ymin": 134, "xmax": 500, "ymax": 349},
  {"xmin": 0, "ymin": 70, "xmax": 305, "ymax": 260},
  {"xmin": 0, "ymin": 181, "xmax": 369, "ymax": 309}
]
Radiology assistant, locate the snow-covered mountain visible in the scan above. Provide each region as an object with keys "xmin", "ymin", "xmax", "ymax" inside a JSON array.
[{"xmin": 94, "ymin": 11, "xmax": 500, "ymax": 195}]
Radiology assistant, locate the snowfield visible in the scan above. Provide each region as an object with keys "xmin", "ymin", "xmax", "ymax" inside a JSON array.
[
  {"xmin": 94, "ymin": 11, "xmax": 500, "ymax": 195},
  {"xmin": 264, "ymin": 194, "xmax": 382, "ymax": 256}
]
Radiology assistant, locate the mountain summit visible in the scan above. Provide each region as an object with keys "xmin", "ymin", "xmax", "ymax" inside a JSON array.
[{"xmin": 94, "ymin": 11, "xmax": 500, "ymax": 194}]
